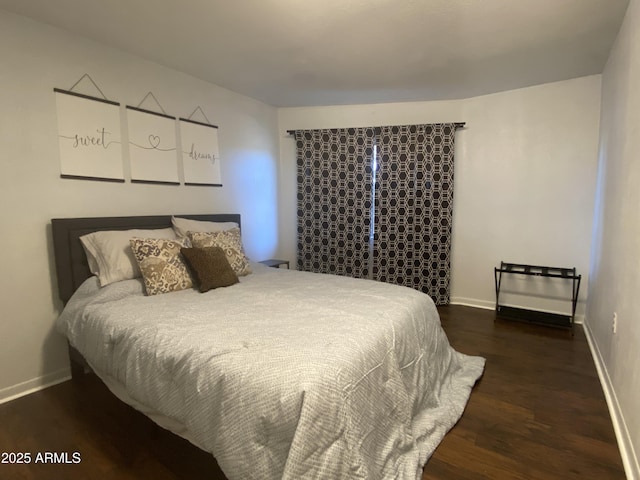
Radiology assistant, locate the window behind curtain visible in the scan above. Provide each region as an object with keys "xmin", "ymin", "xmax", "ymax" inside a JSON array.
[{"xmin": 294, "ymin": 124, "xmax": 458, "ymax": 304}]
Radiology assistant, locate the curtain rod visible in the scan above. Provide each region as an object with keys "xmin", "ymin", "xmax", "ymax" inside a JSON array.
[{"xmin": 286, "ymin": 122, "xmax": 466, "ymax": 135}]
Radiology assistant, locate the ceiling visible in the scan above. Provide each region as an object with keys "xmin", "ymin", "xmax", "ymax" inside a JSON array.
[{"xmin": 0, "ymin": 0, "xmax": 630, "ymax": 107}]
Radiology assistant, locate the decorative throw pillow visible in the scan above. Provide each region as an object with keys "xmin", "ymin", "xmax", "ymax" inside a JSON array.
[
  {"xmin": 80, "ymin": 227, "xmax": 177, "ymax": 286},
  {"xmin": 171, "ymin": 216, "xmax": 238, "ymax": 238},
  {"xmin": 180, "ymin": 246, "xmax": 239, "ymax": 292},
  {"xmin": 188, "ymin": 228, "xmax": 251, "ymax": 276},
  {"xmin": 129, "ymin": 238, "xmax": 193, "ymax": 295}
]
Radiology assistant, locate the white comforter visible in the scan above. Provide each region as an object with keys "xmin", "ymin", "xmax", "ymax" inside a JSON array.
[{"xmin": 57, "ymin": 263, "xmax": 484, "ymax": 480}]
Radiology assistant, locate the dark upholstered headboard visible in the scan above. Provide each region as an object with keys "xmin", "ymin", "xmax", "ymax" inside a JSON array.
[{"xmin": 51, "ymin": 214, "xmax": 241, "ymax": 303}]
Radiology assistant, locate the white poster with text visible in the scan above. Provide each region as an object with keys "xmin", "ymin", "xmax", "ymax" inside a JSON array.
[
  {"xmin": 180, "ymin": 119, "xmax": 222, "ymax": 186},
  {"xmin": 55, "ymin": 90, "xmax": 123, "ymax": 181}
]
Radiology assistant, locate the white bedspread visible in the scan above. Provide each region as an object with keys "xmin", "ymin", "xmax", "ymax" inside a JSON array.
[{"xmin": 57, "ymin": 263, "xmax": 484, "ymax": 480}]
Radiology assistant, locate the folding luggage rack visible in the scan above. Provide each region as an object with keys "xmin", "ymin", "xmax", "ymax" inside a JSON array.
[{"xmin": 494, "ymin": 261, "xmax": 581, "ymax": 332}]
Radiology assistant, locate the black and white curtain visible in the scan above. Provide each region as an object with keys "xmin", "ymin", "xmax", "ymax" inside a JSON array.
[
  {"xmin": 295, "ymin": 128, "xmax": 375, "ymax": 278},
  {"xmin": 294, "ymin": 123, "xmax": 458, "ymax": 304},
  {"xmin": 373, "ymin": 124, "xmax": 457, "ymax": 304}
]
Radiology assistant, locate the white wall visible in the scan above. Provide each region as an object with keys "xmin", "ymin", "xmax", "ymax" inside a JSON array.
[
  {"xmin": 587, "ymin": 0, "xmax": 640, "ymax": 476},
  {"xmin": 0, "ymin": 11, "xmax": 279, "ymax": 402},
  {"xmin": 278, "ymin": 76, "xmax": 602, "ymax": 318}
]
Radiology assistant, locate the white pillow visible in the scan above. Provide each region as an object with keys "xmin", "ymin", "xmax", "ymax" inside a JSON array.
[
  {"xmin": 171, "ymin": 216, "xmax": 239, "ymax": 238},
  {"xmin": 80, "ymin": 227, "xmax": 177, "ymax": 286}
]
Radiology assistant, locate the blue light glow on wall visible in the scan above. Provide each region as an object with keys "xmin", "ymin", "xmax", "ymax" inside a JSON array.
[{"xmin": 226, "ymin": 148, "xmax": 278, "ymax": 262}]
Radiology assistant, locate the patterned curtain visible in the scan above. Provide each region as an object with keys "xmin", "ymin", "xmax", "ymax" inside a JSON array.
[
  {"xmin": 373, "ymin": 124, "xmax": 457, "ymax": 304},
  {"xmin": 295, "ymin": 128, "xmax": 375, "ymax": 278}
]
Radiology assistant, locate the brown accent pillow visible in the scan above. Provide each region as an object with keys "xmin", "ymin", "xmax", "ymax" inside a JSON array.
[
  {"xmin": 130, "ymin": 238, "xmax": 193, "ymax": 295},
  {"xmin": 180, "ymin": 246, "xmax": 239, "ymax": 292}
]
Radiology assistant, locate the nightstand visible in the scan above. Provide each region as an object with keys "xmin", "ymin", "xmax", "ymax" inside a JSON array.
[{"xmin": 259, "ymin": 259, "xmax": 290, "ymax": 269}]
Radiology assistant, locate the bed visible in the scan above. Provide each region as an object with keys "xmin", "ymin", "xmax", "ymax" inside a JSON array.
[{"xmin": 51, "ymin": 214, "xmax": 485, "ymax": 480}]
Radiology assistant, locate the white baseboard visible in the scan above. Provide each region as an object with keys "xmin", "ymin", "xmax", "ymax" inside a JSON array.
[
  {"xmin": 0, "ymin": 368, "xmax": 71, "ymax": 405},
  {"xmin": 449, "ymin": 297, "xmax": 495, "ymax": 310},
  {"xmin": 449, "ymin": 297, "xmax": 584, "ymax": 324},
  {"xmin": 583, "ymin": 322, "xmax": 639, "ymax": 480}
]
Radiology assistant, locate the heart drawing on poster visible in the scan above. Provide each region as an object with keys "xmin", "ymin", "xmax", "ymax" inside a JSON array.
[{"xmin": 148, "ymin": 135, "xmax": 161, "ymax": 149}]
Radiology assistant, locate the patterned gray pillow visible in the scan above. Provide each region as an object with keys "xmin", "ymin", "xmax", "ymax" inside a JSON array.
[
  {"xmin": 188, "ymin": 227, "xmax": 251, "ymax": 276},
  {"xmin": 130, "ymin": 237, "xmax": 193, "ymax": 295}
]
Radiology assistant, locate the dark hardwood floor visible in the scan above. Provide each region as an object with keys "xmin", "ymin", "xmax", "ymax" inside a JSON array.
[
  {"xmin": 427, "ymin": 306, "xmax": 625, "ymax": 480},
  {"xmin": 0, "ymin": 306, "xmax": 626, "ymax": 479}
]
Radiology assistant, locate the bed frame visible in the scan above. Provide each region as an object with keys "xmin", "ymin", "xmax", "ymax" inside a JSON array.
[{"xmin": 51, "ymin": 213, "xmax": 241, "ymax": 377}]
